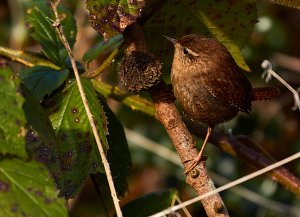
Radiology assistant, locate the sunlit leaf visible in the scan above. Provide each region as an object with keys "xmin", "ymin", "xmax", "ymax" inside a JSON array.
[
  {"xmin": 86, "ymin": 0, "xmax": 144, "ymax": 39},
  {"xmin": 144, "ymin": 0, "xmax": 256, "ymax": 72},
  {"xmin": 45, "ymin": 78, "xmax": 108, "ymax": 198},
  {"xmin": 0, "ymin": 47, "xmax": 60, "ymax": 69},
  {"xmin": 0, "ymin": 67, "xmax": 27, "ymax": 159},
  {"xmin": 20, "ymin": 66, "xmax": 69, "ymax": 101},
  {"xmin": 0, "ymin": 159, "xmax": 67, "ymax": 217}
]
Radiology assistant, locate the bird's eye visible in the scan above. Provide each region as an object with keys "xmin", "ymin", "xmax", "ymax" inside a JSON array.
[{"xmin": 183, "ymin": 47, "xmax": 189, "ymax": 55}]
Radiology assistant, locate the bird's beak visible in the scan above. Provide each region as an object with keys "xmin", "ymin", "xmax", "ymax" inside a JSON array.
[{"xmin": 163, "ymin": 35, "xmax": 176, "ymax": 44}]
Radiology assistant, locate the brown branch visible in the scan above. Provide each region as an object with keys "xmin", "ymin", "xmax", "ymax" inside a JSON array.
[
  {"xmin": 186, "ymin": 120, "xmax": 300, "ymax": 196},
  {"xmin": 151, "ymin": 86, "xmax": 229, "ymax": 216},
  {"xmin": 123, "ymin": 24, "xmax": 229, "ymax": 216}
]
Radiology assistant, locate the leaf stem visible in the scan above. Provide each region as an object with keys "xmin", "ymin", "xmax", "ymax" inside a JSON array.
[
  {"xmin": 0, "ymin": 46, "xmax": 60, "ymax": 69},
  {"xmin": 49, "ymin": 1, "xmax": 122, "ymax": 216},
  {"xmin": 84, "ymin": 48, "xmax": 119, "ymax": 78},
  {"xmin": 91, "ymin": 79, "xmax": 155, "ymax": 116}
]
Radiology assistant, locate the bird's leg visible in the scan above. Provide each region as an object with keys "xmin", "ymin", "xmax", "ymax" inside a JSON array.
[{"xmin": 185, "ymin": 127, "xmax": 212, "ymax": 174}]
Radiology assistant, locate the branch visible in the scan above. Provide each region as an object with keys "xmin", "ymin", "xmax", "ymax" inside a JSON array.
[
  {"xmin": 125, "ymin": 128, "xmax": 300, "ymax": 216},
  {"xmin": 49, "ymin": 1, "xmax": 123, "ymax": 216},
  {"xmin": 151, "ymin": 86, "xmax": 229, "ymax": 216},
  {"xmin": 151, "ymin": 152, "xmax": 300, "ymax": 217},
  {"xmin": 186, "ymin": 120, "xmax": 300, "ymax": 196}
]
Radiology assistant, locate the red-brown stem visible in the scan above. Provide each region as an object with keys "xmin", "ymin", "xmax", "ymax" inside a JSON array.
[
  {"xmin": 186, "ymin": 120, "xmax": 300, "ymax": 196},
  {"xmin": 150, "ymin": 85, "xmax": 229, "ymax": 216}
]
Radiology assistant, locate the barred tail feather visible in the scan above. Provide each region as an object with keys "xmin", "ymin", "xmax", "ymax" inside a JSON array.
[{"xmin": 251, "ymin": 87, "xmax": 280, "ymax": 101}]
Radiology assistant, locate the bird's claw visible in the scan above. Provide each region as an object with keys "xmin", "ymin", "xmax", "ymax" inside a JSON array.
[{"xmin": 184, "ymin": 155, "xmax": 207, "ymax": 174}]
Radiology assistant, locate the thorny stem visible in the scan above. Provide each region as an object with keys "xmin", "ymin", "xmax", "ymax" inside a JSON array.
[
  {"xmin": 49, "ymin": 1, "xmax": 123, "ymax": 217},
  {"xmin": 261, "ymin": 60, "xmax": 300, "ymax": 111}
]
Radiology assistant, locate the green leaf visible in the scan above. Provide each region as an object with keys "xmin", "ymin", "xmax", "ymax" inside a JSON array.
[
  {"xmin": 0, "ymin": 67, "xmax": 27, "ymax": 159},
  {"xmin": 86, "ymin": 0, "xmax": 144, "ymax": 39},
  {"xmin": 20, "ymin": 66, "xmax": 69, "ymax": 101},
  {"xmin": 93, "ymin": 99, "xmax": 131, "ymax": 196},
  {"xmin": 144, "ymin": 0, "xmax": 256, "ymax": 72},
  {"xmin": 21, "ymin": 84, "xmax": 65, "ymax": 197},
  {"xmin": 26, "ymin": 0, "xmax": 77, "ymax": 66},
  {"xmin": 83, "ymin": 34, "xmax": 123, "ymax": 63},
  {"xmin": 45, "ymin": 78, "xmax": 108, "ymax": 197},
  {"xmin": 122, "ymin": 189, "xmax": 178, "ymax": 217},
  {"xmin": 0, "ymin": 159, "xmax": 67, "ymax": 217}
]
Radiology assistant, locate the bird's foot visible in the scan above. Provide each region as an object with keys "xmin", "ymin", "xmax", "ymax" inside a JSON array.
[{"xmin": 184, "ymin": 155, "xmax": 208, "ymax": 174}]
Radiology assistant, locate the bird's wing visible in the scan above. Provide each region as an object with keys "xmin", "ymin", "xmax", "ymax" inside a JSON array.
[{"xmin": 197, "ymin": 60, "xmax": 252, "ymax": 113}]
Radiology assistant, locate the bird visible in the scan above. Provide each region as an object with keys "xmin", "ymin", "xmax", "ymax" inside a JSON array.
[{"xmin": 165, "ymin": 34, "xmax": 280, "ymax": 173}]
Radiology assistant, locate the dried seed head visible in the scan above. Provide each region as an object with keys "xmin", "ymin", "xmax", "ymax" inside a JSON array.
[{"xmin": 118, "ymin": 51, "xmax": 162, "ymax": 91}]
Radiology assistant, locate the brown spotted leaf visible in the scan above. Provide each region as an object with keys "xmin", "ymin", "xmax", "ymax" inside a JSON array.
[
  {"xmin": 45, "ymin": 78, "xmax": 108, "ymax": 198},
  {"xmin": 22, "ymin": 84, "xmax": 65, "ymax": 197},
  {"xmin": 0, "ymin": 159, "xmax": 67, "ymax": 217},
  {"xmin": 86, "ymin": 0, "xmax": 145, "ymax": 39},
  {"xmin": 144, "ymin": 0, "xmax": 256, "ymax": 72}
]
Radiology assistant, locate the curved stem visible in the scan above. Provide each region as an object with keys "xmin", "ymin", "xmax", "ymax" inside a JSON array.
[{"xmin": 50, "ymin": 1, "xmax": 122, "ymax": 216}]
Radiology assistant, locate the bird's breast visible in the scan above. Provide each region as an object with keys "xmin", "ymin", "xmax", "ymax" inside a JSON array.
[{"xmin": 172, "ymin": 74, "xmax": 238, "ymax": 126}]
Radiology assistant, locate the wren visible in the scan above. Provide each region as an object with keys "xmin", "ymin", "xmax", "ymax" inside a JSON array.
[{"xmin": 165, "ymin": 34, "xmax": 280, "ymax": 173}]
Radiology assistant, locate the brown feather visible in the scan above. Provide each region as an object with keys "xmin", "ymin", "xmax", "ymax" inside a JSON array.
[{"xmin": 251, "ymin": 87, "xmax": 281, "ymax": 101}]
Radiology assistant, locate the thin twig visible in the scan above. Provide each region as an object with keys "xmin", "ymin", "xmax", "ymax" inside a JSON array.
[
  {"xmin": 173, "ymin": 195, "xmax": 192, "ymax": 217},
  {"xmin": 261, "ymin": 60, "xmax": 300, "ymax": 111},
  {"xmin": 125, "ymin": 128, "xmax": 181, "ymax": 166},
  {"xmin": 49, "ymin": 1, "xmax": 122, "ymax": 216},
  {"xmin": 150, "ymin": 151, "xmax": 300, "ymax": 217}
]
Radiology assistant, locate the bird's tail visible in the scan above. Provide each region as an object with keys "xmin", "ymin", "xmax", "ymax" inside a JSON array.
[{"xmin": 251, "ymin": 87, "xmax": 281, "ymax": 101}]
